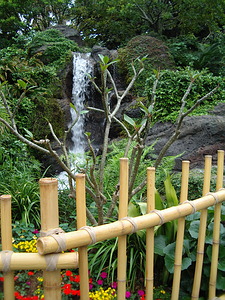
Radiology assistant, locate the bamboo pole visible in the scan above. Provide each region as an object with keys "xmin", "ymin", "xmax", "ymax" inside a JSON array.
[
  {"xmin": 0, "ymin": 252, "xmax": 79, "ymax": 270},
  {"xmin": 145, "ymin": 167, "xmax": 155, "ymax": 300},
  {"xmin": 171, "ymin": 161, "xmax": 190, "ymax": 300},
  {"xmin": 117, "ymin": 158, "xmax": 129, "ymax": 300},
  {"xmin": 208, "ymin": 150, "xmax": 224, "ymax": 299},
  {"xmin": 76, "ymin": 174, "xmax": 89, "ymax": 300},
  {"xmin": 39, "ymin": 178, "xmax": 61, "ymax": 300},
  {"xmin": 0, "ymin": 195, "xmax": 14, "ymax": 300},
  {"xmin": 37, "ymin": 189, "xmax": 225, "ymax": 255},
  {"xmin": 191, "ymin": 155, "xmax": 212, "ymax": 299}
]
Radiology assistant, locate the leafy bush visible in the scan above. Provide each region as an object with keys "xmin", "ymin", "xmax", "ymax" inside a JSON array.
[
  {"xmin": 27, "ymin": 29, "xmax": 79, "ymax": 66},
  {"xmin": 118, "ymin": 35, "xmax": 174, "ymax": 92},
  {"xmin": 144, "ymin": 68, "xmax": 225, "ymax": 122},
  {"xmin": 0, "ymin": 134, "xmax": 41, "ymax": 227},
  {"xmin": 168, "ymin": 33, "xmax": 225, "ymax": 76}
]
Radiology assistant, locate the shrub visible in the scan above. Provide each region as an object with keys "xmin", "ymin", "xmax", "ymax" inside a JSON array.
[
  {"xmin": 144, "ymin": 68, "xmax": 225, "ymax": 122},
  {"xmin": 27, "ymin": 29, "xmax": 79, "ymax": 66}
]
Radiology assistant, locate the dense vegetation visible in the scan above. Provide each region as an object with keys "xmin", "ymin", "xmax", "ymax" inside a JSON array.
[{"xmin": 0, "ymin": 0, "xmax": 225, "ymax": 297}]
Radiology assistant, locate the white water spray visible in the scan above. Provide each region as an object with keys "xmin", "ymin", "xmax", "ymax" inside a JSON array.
[{"xmin": 58, "ymin": 52, "xmax": 93, "ymax": 187}]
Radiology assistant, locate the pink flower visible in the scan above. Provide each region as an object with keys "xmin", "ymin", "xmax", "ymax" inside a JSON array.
[
  {"xmin": 100, "ymin": 272, "xmax": 108, "ymax": 279},
  {"xmin": 111, "ymin": 281, "xmax": 117, "ymax": 289},
  {"xmin": 97, "ymin": 279, "xmax": 103, "ymax": 285},
  {"xmin": 89, "ymin": 283, "xmax": 93, "ymax": 289},
  {"xmin": 138, "ymin": 290, "xmax": 145, "ymax": 296},
  {"xmin": 126, "ymin": 291, "xmax": 131, "ymax": 298}
]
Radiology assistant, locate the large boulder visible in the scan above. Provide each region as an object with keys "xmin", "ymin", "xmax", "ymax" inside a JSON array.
[{"xmin": 146, "ymin": 103, "xmax": 225, "ymax": 170}]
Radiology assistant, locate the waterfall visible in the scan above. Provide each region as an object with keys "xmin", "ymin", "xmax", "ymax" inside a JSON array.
[
  {"xmin": 58, "ymin": 52, "xmax": 93, "ymax": 187},
  {"xmin": 69, "ymin": 52, "xmax": 93, "ymax": 155}
]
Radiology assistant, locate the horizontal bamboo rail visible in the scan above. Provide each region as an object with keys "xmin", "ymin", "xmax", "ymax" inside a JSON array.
[
  {"xmin": 0, "ymin": 252, "xmax": 79, "ymax": 270},
  {"xmin": 37, "ymin": 189, "xmax": 225, "ymax": 255}
]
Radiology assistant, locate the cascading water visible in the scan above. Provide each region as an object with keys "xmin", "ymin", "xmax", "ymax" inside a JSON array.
[
  {"xmin": 58, "ymin": 52, "xmax": 93, "ymax": 187},
  {"xmin": 69, "ymin": 52, "xmax": 93, "ymax": 155}
]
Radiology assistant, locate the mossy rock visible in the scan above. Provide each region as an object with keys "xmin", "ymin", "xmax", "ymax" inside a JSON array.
[
  {"xmin": 27, "ymin": 29, "xmax": 79, "ymax": 65},
  {"xmin": 120, "ymin": 35, "xmax": 174, "ymax": 69},
  {"xmin": 32, "ymin": 97, "xmax": 65, "ymax": 139}
]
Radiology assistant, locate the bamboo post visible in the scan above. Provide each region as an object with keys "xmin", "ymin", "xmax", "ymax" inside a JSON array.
[
  {"xmin": 117, "ymin": 158, "xmax": 129, "ymax": 300},
  {"xmin": 37, "ymin": 189, "xmax": 225, "ymax": 254},
  {"xmin": 145, "ymin": 167, "xmax": 155, "ymax": 300},
  {"xmin": 171, "ymin": 161, "xmax": 190, "ymax": 300},
  {"xmin": 39, "ymin": 178, "xmax": 61, "ymax": 300},
  {"xmin": 208, "ymin": 150, "xmax": 224, "ymax": 299},
  {"xmin": 191, "ymin": 155, "xmax": 212, "ymax": 299},
  {"xmin": 76, "ymin": 174, "xmax": 89, "ymax": 300},
  {"xmin": 0, "ymin": 195, "xmax": 14, "ymax": 300}
]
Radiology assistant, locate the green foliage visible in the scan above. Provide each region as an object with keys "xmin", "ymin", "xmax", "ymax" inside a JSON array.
[
  {"xmin": 0, "ymin": 45, "xmax": 65, "ymax": 138},
  {"xmin": 27, "ymin": 29, "xmax": 79, "ymax": 66},
  {"xmin": 168, "ymin": 33, "xmax": 225, "ymax": 76},
  {"xmin": 12, "ymin": 221, "xmax": 39, "ymax": 244},
  {"xmin": 118, "ymin": 35, "xmax": 174, "ymax": 92},
  {"xmin": 144, "ymin": 68, "xmax": 225, "ymax": 122},
  {"xmin": 73, "ymin": 0, "xmax": 144, "ymax": 48},
  {"xmin": 88, "ymin": 233, "xmax": 146, "ymax": 291},
  {"xmin": 0, "ymin": 134, "xmax": 41, "ymax": 227}
]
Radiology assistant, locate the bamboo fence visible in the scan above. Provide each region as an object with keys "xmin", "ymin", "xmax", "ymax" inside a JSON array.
[{"xmin": 1, "ymin": 150, "xmax": 225, "ymax": 300}]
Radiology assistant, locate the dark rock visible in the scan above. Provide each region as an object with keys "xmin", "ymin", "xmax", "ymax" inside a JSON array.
[
  {"xmin": 48, "ymin": 25, "xmax": 83, "ymax": 45},
  {"xmin": 146, "ymin": 109, "xmax": 225, "ymax": 170}
]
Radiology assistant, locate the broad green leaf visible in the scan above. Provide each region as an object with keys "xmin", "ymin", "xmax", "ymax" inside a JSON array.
[
  {"xmin": 17, "ymin": 79, "xmax": 27, "ymax": 89},
  {"xmin": 165, "ymin": 221, "xmax": 175, "ymax": 243},
  {"xmin": 155, "ymin": 190, "xmax": 164, "ymax": 210},
  {"xmin": 163, "ymin": 242, "xmax": 176, "ymax": 259},
  {"xmin": 154, "ymin": 235, "xmax": 167, "ymax": 256},
  {"xmin": 165, "ymin": 254, "xmax": 174, "ymax": 273},
  {"xmin": 164, "ymin": 173, "xmax": 178, "ymax": 207},
  {"xmin": 128, "ymin": 202, "xmax": 140, "ymax": 217},
  {"xmin": 139, "ymin": 102, "xmax": 149, "ymax": 114},
  {"xmin": 124, "ymin": 114, "xmax": 136, "ymax": 127},
  {"xmin": 136, "ymin": 202, "xmax": 147, "ymax": 215},
  {"xmin": 188, "ymin": 220, "xmax": 200, "ymax": 239},
  {"xmin": 181, "ymin": 257, "xmax": 192, "ymax": 270}
]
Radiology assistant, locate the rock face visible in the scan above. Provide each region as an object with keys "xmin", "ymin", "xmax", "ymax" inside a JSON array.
[
  {"xmin": 48, "ymin": 25, "xmax": 83, "ymax": 45},
  {"xmin": 146, "ymin": 104, "xmax": 225, "ymax": 171}
]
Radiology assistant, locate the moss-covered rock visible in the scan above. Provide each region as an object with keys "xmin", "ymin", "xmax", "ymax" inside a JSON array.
[
  {"xmin": 27, "ymin": 28, "xmax": 79, "ymax": 65},
  {"xmin": 121, "ymin": 35, "xmax": 174, "ymax": 69},
  {"xmin": 118, "ymin": 35, "xmax": 175, "ymax": 91}
]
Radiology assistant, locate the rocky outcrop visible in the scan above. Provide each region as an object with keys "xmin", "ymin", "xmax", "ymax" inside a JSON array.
[
  {"xmin": 48, "ymin": 25, "xmax": 83, "ymax": 46},
  {"xmin": 146, "ymin": 103, "xmax": 225, "ymax": 170}
]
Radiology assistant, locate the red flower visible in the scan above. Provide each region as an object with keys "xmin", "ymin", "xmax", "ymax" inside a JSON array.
[
  {"xmin": 63, "ymin": 283, "xmax": 71, "ymax": 289},
  {"xmin": 63, "ymin": 288, "xmax": 72, "ymax": 295},
  {"xmin": 65, "ymin": 270, "xmax": 73, "ymax": 276},
  {"xmin": 28, "ymin": 271, "xmax": 34, "ymax": 276},
  {"xmin": 72, "ymin": 289, "xmax": 80, "ymax": 295},
  {"xmin": 0, "ymin": 277, "xmax": 4, "ymax": 281},
  {"xmin": 74, "ymin": 275, "xmax": 80, "ymax": 282}
]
